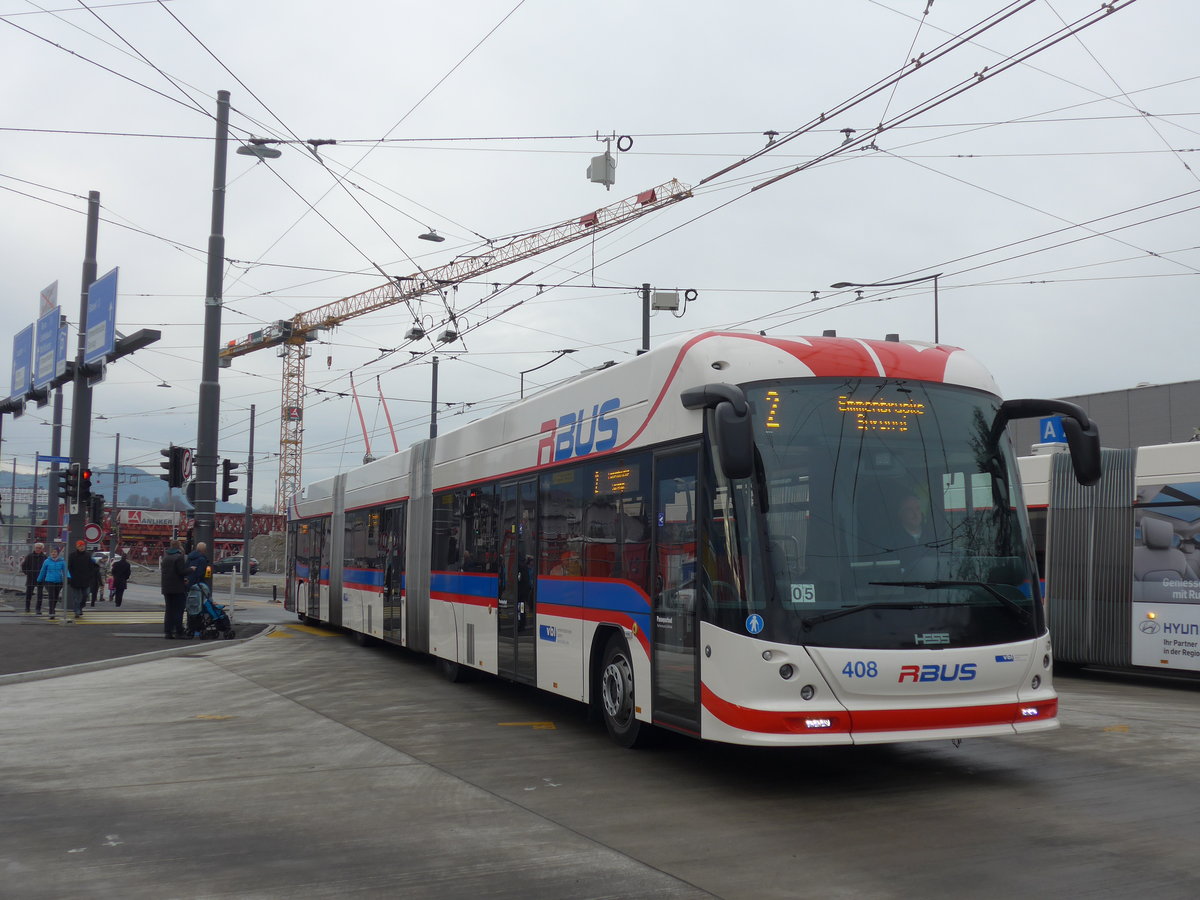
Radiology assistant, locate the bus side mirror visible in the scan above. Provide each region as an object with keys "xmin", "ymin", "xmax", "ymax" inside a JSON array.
[
  {"xmin": 996, "ymin": 398, "xmax": 1101, "ymax": 486},
  {"xmin": 681, "ymin": 383, "xmax": 755, "ymax": 480}
]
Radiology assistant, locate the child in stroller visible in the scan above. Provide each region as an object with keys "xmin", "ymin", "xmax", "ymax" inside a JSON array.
[{"xmin": 185, "ymin": 582, "xmax": 236, "ymax": 640}]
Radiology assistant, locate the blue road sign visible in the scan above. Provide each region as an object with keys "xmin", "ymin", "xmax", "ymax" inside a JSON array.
[
  {"xmin": 37, "ymin": 454, "xmax": 70, "ymax": 464},
  {"xmin": 34, "ymin": 305, "xmax": 61, "ymax": 390},
  {"xmin": 1039, "ymin": 416, "xmax": 1066, "ymax": 443},
  {"xmin": 9, "ymin": 323, "xmax": 34, "ymax": 401},
  {"xmin": 84, "ymin": 267, "xmax": 119, "ymax": 365},
  {"xmin": 56, "ymin": 320, "xmax": 68, "ymax": 378}
]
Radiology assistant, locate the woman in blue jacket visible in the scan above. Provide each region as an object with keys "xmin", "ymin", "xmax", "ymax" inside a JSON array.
[{"xmin": 38, "ymin": 547, "xmax": 67, "ymax": 619}]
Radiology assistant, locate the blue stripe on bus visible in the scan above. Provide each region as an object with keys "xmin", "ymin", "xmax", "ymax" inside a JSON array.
[{"xmin": 431, "ymin": 571, "xmax": 498, "ymax": 599}]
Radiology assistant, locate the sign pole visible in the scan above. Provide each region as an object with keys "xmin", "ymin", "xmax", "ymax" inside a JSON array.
[{"xmin": 67, "ymin": 191, "xmax": 100, "ymax": 549}]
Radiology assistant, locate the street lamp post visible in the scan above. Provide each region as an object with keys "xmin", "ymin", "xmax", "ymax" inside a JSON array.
[{"xmin": 830, "ymin": 273, "xmax": 943, "ymax": 344}]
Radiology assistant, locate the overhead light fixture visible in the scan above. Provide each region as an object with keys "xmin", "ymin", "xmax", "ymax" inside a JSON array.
[
  {"xmin": 418, "ymin": 229, "xmax": 445, "ymax": 243},
  {"xmin": 237, "ymin": 141, "xmax": 282, "ymax": 160},
  {"xmin": 405, "ymin": 326, "xmax": 426, "ymax": 341},
  {"xmin": 438, "ymin": 328, "xmax": 458, "ymax": 343}
]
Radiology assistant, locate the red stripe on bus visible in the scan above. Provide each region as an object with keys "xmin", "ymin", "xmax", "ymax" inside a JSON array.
[
  {"xmin": 701, "ymin": 684, "xmax": 1057, "ymax": 734},
  {"xmin": 432, "ymin": 591, "xmax": 498, "ymax": 609},
  {"xmin": 540, "ymin": 602, "xmax": 652, "ymax": 658}
]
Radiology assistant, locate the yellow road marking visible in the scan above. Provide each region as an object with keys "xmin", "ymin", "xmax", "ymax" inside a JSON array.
[
  {"xmin": 193, "ymin": 714, "xmax": 236, "ymax": 720},
  {"xmin": 283, "ymin": 623, "xmax": 340, "ymax": 637},
  {"xmin": 498, "ymin": 722, "xmax": 557, "ymax": 730},
  {"xmin": 1104, "ymin": 724, "xmax": 1131, "ymax": 733}
]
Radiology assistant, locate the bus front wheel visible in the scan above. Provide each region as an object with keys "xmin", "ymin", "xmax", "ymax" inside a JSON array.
[{"xmin": 599, "ymin": 635, "xmax": 647, "ymax": 748}]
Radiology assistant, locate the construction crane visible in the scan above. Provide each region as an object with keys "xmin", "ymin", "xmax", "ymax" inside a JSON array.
[{"xmin": 219, "ymin": 178, "xmax": 693, "ymax": 510}]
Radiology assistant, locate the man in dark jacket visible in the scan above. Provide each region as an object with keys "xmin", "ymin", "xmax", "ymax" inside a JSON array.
[
  {"xmin": 110, "ymin": 554, "xmax": 132, "ymax": 607},
  {"xmin": 21, "ymin": 542, "xmax": 47, "ymax": 614},
  {"xmin": 160, "ymin": 539, "xmax": 189, "ymax": 639},
  {"xmin": 66, "ymin": 540, "xmax": 96, "ymax": 620},
  {"xmin": 185, "ymin": 541, "xmax": 212, "ymax": 590}
]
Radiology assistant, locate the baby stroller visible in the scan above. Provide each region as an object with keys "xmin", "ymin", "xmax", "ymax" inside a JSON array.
[
  {"xmin": 200, "ymin": 591, "xmax": 236, "ymax": 640},
  {"xmin": 185, "ymin": 582, "xmax": 236, "ymax": 640},
  {"xmin": 185, "ymin": 582, "xmax": 207, "ymax": 638}
]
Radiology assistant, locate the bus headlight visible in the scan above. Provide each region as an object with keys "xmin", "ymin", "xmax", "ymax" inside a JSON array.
[
  {"xmin": 779, "ymin": 664, "xmax": 794, "ymax": 680},
  {"xmin": 1031, "ymin": 675, "xmax": 1041, "ymax": 690},
  {"xmin": 800, "ymin": 684, "xmax": 815, "ymax": 701}
]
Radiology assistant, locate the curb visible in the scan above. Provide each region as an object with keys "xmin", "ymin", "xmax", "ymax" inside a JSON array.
[{"xmin": 0, "ymin": 625, "xmax": 277, "ymax": 687}]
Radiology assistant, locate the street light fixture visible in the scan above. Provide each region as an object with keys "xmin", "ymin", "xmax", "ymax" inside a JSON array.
[
  {"xmin": 237, "ymin": 141, "xmax": 282, "ymax": 160},
  {"xmin": 830, "ymin": 273, "xmax": 943, "ymax": 343}
]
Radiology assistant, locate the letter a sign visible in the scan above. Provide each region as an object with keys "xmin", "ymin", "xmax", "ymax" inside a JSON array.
[{"xmin": 1039, "ymin": 416, "xmax": 1066, "ymax": 443}]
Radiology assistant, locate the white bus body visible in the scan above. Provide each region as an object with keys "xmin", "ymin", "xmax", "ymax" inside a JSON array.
[{"xmin": 288, "ymin": 331, "xmax": 1083, "ymax": 747}]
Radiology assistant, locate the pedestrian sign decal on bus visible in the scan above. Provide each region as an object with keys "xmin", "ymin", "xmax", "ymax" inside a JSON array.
[{"xmin": 745, "ymin": 614, "xmax": 764, "ymax": 635}]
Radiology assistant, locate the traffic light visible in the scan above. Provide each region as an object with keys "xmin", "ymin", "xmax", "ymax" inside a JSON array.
[
  {"xmin": 159, "ymin": 445, "xmax": 185, "ymax": 488},
  {"xmin": 64, "ymin": 463, "xmax": 81, "ymax": 514},
  {"xmin": 221, "ymin": 458, "xmax": 240, "ymax": 502},
  {"xmin": 78, "ymin": 468, "xmax": 93, "ymax": 506},
  {"xmin": 90, "ymin": 493, "xmax": 105, "ymax": 524},
  {"xmin": 51, "ymin": 469, "xmax": 70, "ymax": 504}
]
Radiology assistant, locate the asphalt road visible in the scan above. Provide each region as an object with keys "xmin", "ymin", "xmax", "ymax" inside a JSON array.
[
  {"xmin": 0, "ymin": 613, "xmax": 1197, "ymax": 899},
  {"xmin": 0, "ymin": 579, "xmax": 292, "ymax": 677}
]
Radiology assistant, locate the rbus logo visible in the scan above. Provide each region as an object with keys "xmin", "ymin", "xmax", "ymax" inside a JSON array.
[
  {"xmin": 898, "ymin": 663, "xmax": 977, "ymax": 683},
  {"xmin": 537, "ymin": 397, "xmax": 620, "ymax": 466}
]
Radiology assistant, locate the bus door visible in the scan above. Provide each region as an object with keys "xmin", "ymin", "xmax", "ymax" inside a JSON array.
[
  {"xmin": 382, "ymin": 503, "xmax": 406, "ymax": 644},
  {"xmin": 652, "ymin": 448, "xmax": 700, "ymax": 731},
  {"xmin": 498, "ymin": 478, "xmax": 538, "ymax": 684},
  {"xmin": 305, "ymin": 519, "xmax": 326, "ymax": 620}
]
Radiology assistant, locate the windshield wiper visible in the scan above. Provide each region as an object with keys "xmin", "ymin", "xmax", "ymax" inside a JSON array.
[
  {"xmin": 801, "ymin": 601, "xmax": 932, "ymax": 629},
  {"xmin": 869, "ymin": 580, "xmax": 1032, "ymax": 625}
]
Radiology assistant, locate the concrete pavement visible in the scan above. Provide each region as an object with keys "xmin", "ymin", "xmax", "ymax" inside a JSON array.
[{"xmin": 0, "ymin": 625, "xmax": 708, "ymax": 899}]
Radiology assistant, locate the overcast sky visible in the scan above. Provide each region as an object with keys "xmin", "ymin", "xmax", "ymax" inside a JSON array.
[{"xmin": 3, "ymin": 0, "xmax": 1198, "ymax": 503}]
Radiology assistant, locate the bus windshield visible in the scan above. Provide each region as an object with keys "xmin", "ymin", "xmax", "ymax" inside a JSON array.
[{"xmin": 711, "ymin": 378, "xmax": 1041, "ymax": 650}]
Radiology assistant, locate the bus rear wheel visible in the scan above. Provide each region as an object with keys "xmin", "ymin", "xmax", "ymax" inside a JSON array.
[{"xmin": 599, "ymin": 635, "xmax": 647, "ymax": 747}]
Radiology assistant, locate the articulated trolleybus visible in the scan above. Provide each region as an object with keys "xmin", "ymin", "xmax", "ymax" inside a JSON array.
[{"xmin": 286, "ymin": 330, "xmax": 1100, "ymax": 748}]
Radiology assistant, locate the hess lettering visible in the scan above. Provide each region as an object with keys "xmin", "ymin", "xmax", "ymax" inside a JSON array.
[{"xmin": 537, "ymin": 397, "xmax": 620, "ymax": 465}]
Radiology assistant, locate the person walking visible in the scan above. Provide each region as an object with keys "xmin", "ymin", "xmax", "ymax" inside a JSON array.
[
  {"xmin": 66, "ymin": 540, "xmax": 96, "ymax": 621},
  {"xmin": 89, "ymin": 557, "xmax": 104, "ymax": 605},
  {"xmin": 110, "ymin": 553, "xmax": 131, "ymax": 607},
  {"xmin": 21, "ymin": 542, "xmax": 48, "ymax": 614},
  {"xmin": 38, "ymin": 547, "xmax": 66, "ymax": 619},
  {"xmin": 160, "ymin": 539, "xmax": 189, "ymax": 639}
]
